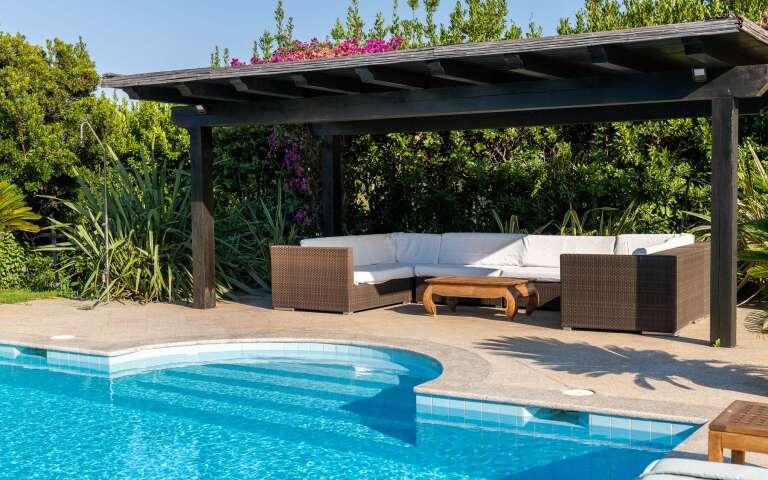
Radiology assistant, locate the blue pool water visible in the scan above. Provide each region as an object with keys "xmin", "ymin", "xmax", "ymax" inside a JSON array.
[{"xmin": 0, "ymin": 344, "xmax": 694, "ymax": 479}]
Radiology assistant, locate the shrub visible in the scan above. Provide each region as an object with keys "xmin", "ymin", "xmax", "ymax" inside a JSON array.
[{"xmin": 0, "ymin": 233, "xmax": 25, "ymax": 289}]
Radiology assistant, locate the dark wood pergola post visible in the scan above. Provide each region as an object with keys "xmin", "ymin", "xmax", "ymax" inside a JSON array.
[
  {"xmin": 321, "ymin": 135, "xmax": 343, "ymax": 236},
  {"xmin": 189, "ymin": 125, "xmax": 216, "ymax": 309},
  {"xmin": 710, "ymin": 97, "xmax": 739, "ymax": 347}
]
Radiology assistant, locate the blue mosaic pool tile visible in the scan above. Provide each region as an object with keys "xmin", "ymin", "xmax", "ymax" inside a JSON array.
[
  {"xmin": 589, "ymin": 425, "xmax": 612, "ymax": 441},
  {"xmin": 631, "ymin": 419, "xmax": 653, "ymax": 443},
  {"xmin": 589, "ymin": 413, "xmax": 612, "ymax": 428}
]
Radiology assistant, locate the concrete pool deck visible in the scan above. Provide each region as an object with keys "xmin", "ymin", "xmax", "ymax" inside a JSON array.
[{"xmin": 1, "ymin": 294, "xmax": 767, "ymax": 465}]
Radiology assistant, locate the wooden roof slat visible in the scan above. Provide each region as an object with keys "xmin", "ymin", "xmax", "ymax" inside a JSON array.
[
  {"xmin": 355, "ymin": 66, "xmax": 425, "ymax": 90},
  {"xmin": 230, "ymin": 77, "xmax": 304, "ymax": 99},
  {"xmin": 290, "ymin": 73, "xmax": 363, "ymax": 95},
  {"xmin": 101, "ymin": 17, "xmax": 767, "ymax": 90}
]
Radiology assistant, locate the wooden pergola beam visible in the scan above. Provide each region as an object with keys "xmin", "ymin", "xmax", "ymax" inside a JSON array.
[
  {"xmin": 504, "ymin": 53, "xmax": 566, "ymax": 80},
  {"xmin": 176, "ymin": 82, "xmax": 253, "ymax": 103},
  {"xmin": 172, "ymin": 65, "xmax": 768, "ymax": 128},
  {"xmin": 355, "ymin": 66, "xmax": 424, "ymax": 90},
  {"xmin": 428, "ymin": 60, "xmax": 496, "ymax": 85},
  {"xmin": 311, "ymin": 96, "xmax": 768, "ymax": 135},
  {"xmin": 230, "ymin": 77, "xmax": 303, "ymax": 99},
  {"xmin": 291, "ymin": 73, "xmax": 363, "ymax": 95},
  {"xmin": 588, "ymin": 46, "xmax": 644, "ymax": 74},
  {"xmin": 683, "ymin": 37, "xmax": 731, "ymax": 67}
]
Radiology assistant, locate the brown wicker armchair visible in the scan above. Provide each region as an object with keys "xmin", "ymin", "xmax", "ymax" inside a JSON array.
[
  {"xmin": 270, "ymin": 246, "xmax": 412, "ymax": 313},
  {"xmin": 560, "ymin": 243, "xmax": 710, "ymax": 334}
]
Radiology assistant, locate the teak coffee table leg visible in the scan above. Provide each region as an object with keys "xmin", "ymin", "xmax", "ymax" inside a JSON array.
[
  {"xmin": 731, "ymin": 450, "xmax": 746, "ymax": 464},
  {"xmin": 708, "ymin": 431, "xmax": 724, "ymax": 463},
  {"xmin": 504, "ymin": 289, "xmax": 520, "ymax": 321},
  {"xmin": 423, "ymin": 285, "xmax": 437, "ymax": 316}
]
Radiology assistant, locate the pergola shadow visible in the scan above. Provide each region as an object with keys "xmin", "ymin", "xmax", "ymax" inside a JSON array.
[{"xmin": 475, "ymin": 335, "xmax": 768, "ymax": 395}]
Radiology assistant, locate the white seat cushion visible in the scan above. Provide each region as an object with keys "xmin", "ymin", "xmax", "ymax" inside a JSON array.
[
  {"xmin": 300, "ymin": 234, "xmax": 396, "ymax": 266},
  {"xmin": 391, "ymin": 233, "xmax": 441, "ymax": 264},
  {"xmin": 414, "ymin": 264, "xmax": 501, "ymax": 278},
  {"xmin": 633, "ymin": 234, "xmax": 696, "ymax": 255},
  {"xmin": 614, "ymin": 233, "xmax": 690, "ymax": 255},
  {"xmin": 639, "ymin": 458, "xmax": 768, "ymax": 480},
  {"xmin": 499, "ymin": 266, "xmax": 561, "ymax": 282},
  {"xmin": 521, "ymin": 235, "xmax": 616, "ymax": 268},
  {"xmin": 353, "ymin": 263, "xmax": 414, "ymax": 285},
  {"xmin": 438, "ymin": 233, "xmax": 526, "ymax": 266}
]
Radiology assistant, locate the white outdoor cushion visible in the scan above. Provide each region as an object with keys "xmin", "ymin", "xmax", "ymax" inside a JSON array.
[
  {"xmin": 353, "ymin": 263, "xmax": 415, "ymax": 285},
  {"xmin": 639, "ymin": 458, "xmax": 768, "ymax": 480},
  {"xmin": 391, "ymin": 232, "xmax": 442, "ymax": 264},
  {"xmin": 634, "ymin": 234, "xmax": 696, "ymax": 255},
  {"xmin": 300, "ymin": 234, "xmax": 396, "ymax": 267},
  {"xmin": 414, "ymin": 263, "xmax": 502, "ymax": 278},
  {"xmin": 499, "ymin": 266, "xmax": 561, "ymax": 282},
  {"xmin": 521, "ymin": 235, "xmax": 616, "ymax": 268},
  {"xmin": 614, "ymin": 233, "xmax": 690, "ymax": 255},
  {"xmin": 437, "ymin": 233, "xmax": 526, "ymax": 266}
]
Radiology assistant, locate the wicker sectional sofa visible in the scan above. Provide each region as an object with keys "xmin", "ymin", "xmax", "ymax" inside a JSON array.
[{"xmin": 271, "ymin": 232, "xmax": 709, "ymax": 334}]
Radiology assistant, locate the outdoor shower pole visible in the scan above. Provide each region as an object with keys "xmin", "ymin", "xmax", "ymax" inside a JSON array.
[{"xmin": 80, "ymin": 119, "xmax": 110, "ymax": 304}]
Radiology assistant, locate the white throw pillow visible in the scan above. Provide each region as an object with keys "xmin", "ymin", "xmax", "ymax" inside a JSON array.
[
  {"xmin": 437, "ymin": 233, "xmax": 526, "ymax": 266},
  {"xmin": 391, "ymin": 233, "xmax": 441, "ymax": 264},
  {"xmin": 300, "ymin": 234, "xmax": 396, "ymax": 266},
  {"xmin": 521, "ymin": 235, "xmax": 616, "ymax": 268},
  {"xmin": 633, "ymin": 234, "xmax": 695, "ymax": 255}
]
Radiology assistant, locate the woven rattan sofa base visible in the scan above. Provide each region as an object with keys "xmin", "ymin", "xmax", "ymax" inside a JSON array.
[
  {"xmin": 560, "ymin": 243, "xmax": 710, "ymax": 334},
  {"xmin": 271, "ymin": 245, "xmax": 412, "ymax": 313}
]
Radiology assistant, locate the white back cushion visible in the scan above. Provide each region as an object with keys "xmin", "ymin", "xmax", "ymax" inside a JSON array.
[
  {"xmin": 614, "ymin": 233, "xmax": 691, "ymax": 255},
  {"xmin": 391, "ymin": 233, "xmax": 441, "ymax": 264},
  {"xmin": 522, "ymin": 235, "xmax": 616, "ymax": 267},
  {"xmin": 634, "ymin": 234, "xmax": 695, "ymax": 255},
  {"xmin": 437, "ymin": 233, "xmax": 526, "ymax": 266},
  {"xmin": 300, "ymin": 234, "xmax": 395, "ymax": 266}
]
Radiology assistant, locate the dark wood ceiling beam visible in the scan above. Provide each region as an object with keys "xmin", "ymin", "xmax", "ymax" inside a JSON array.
[
  {"xmin": 503, "ymin": 53, "xmax": 567, "ymax": 80},
  {"xmin": 124, "ymin": 86, "xmax": 200, "ymax": 104},
  {"xmin": 290, "ymin": 73, "xmax": 363, "ymax": 95},
  {"xmin": 176, "ymin": 83, "xmax": 253, "ymax": 103},
  {"xmin": 171, "ymin": 65, "xmax": 768, "ymax": 128},
  {"xmin": 311, "ymin": 102, "xmax": 713, "ymax": 135},
  {"xmin": 230, "ymin": 77, "xmax": 303, "ymax": 99},
  {"xmin": 588, "ymin": 46, "xmax": 645, "ymax": 74},
  {"xmin": 313, "ymin": 96, "xmax": 768, "ymax": 135},
  {"xmin": 682, "ymin": 37, "xmax": 731, "ymax": 67},
  {"xmin": 355, "ymin": 66, "xmax": 425, "ymax": 90},
  {"xmin": 428, "ymin": 60, "xmax": 503, "ymax": 85}
]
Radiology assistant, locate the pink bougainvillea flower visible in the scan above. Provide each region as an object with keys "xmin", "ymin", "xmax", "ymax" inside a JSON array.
[{"xmin": 243, "ymin": 36, "xmax": 403, "ymax": 66}]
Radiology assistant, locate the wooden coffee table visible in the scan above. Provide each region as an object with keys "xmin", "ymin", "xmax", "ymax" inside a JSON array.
[
  {"xmin": 422, "ymin": 276, "xmax": 537, "ymax": 321},
  {"xmin": 709, "ymin": 400, "xmax": 768, "ymax": 463}
]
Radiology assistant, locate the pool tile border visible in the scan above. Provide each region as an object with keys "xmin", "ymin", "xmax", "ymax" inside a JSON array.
[{"xmin": 0, "ymin": 340, "xmax": 699, "ymax": 450}]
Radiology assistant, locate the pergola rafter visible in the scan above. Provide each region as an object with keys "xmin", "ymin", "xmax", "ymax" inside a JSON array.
[{"xmin": 101, "ymin": 16, "xmax": 768, "ymax": 347}]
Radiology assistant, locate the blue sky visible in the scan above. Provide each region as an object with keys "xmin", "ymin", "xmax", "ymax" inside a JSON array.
[{"xmin": 2, "ymin": 0, "xmax": 582, "ymax": 75}]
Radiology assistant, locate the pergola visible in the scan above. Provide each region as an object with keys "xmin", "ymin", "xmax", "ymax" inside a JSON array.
[{"xmin": 102, "ymin": 17, "xmax": 768, "ymax": 347}]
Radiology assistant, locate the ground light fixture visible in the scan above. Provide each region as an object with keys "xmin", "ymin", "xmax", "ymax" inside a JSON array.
[{"xmin": 561, "ymin": 388, "xmax": 595, "ymax": 397}]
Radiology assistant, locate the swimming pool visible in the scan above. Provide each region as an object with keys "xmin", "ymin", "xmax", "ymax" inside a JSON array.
[{"xmin": 0, "ymin": 342, "xmax": 695, "ymax": 479}]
